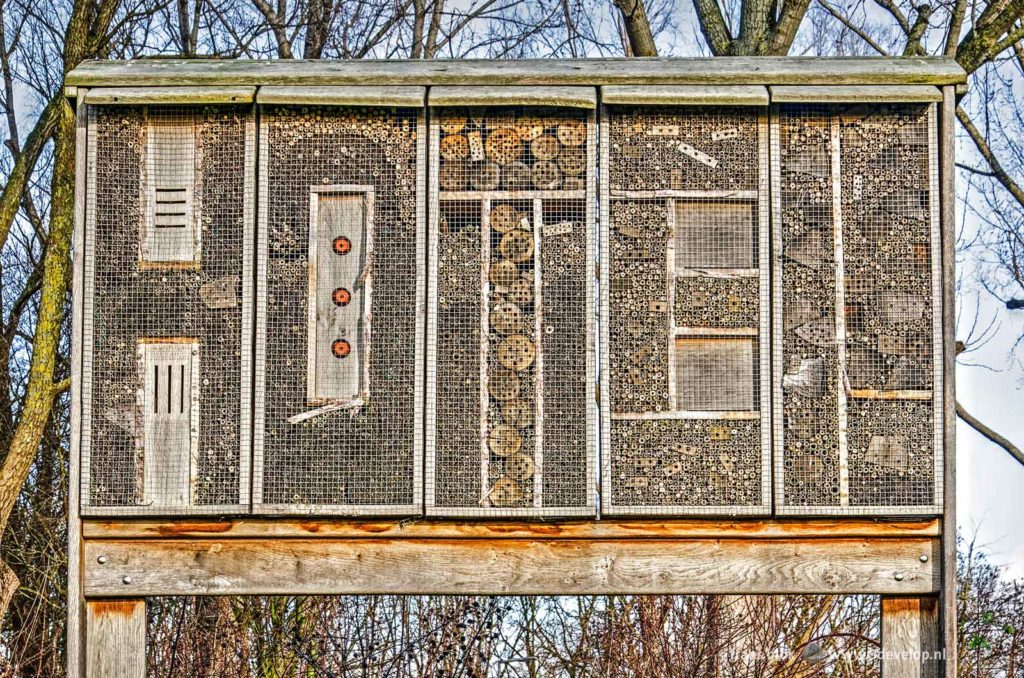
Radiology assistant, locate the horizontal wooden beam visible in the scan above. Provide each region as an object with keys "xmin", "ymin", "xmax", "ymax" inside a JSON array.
[
  {"xmin": 82, "ymin": 86, "xmax": 255, "ymax": 104},
  {"xmin": 601, "ymin": 84, "xmax": 769, "ymax": 106},
  {"xmin": 66, "ymin": 57, "xmax": 968, "ymax": 88},
  {"xmin": 257, "ymin": 85, "xmax": 425, "ymax": 107},
  {"xmin": 82, "ymin": 517, "xmax": 941, "ymax": 540},
  {"xmin": 428, "ymin": 85, "xmax": 596, "ymax": 108},
  {"xmin": 769, "ymin": 84, "xmax": 943, "ymax": 103},
  {"xmin": 84, "ymin": 536, "xmax": 939, "ymax": 596}
]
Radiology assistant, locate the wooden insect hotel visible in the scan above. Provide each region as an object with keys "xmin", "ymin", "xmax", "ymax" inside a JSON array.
[{"xmin": 65, "ymin": 58, "xmax": 964, "ymax": 677}]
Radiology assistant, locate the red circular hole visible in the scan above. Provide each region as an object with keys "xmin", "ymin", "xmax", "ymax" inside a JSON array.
[
  {"xmin": 331, "ymin": 339, "xmax": 351, "ymax": 358},
  {"xmin": 332, "ymin": 288, "xmax": 352, "ymax": 306},
  {"xmin": 332, "ymin": 236, "xmax": 352, "ymax": 255}
]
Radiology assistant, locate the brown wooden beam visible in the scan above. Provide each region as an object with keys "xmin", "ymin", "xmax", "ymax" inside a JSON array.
[
  {"xmin": 81, "ymin": 517, "xmax": 941, "ymax": 541},
  {"xmin": 84, "ymin": 537, "xmax": 939, "ymax": 597}
]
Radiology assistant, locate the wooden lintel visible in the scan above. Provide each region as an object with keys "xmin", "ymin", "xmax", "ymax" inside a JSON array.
[
  {"xmin": 84, "ymin": 537, "xmax": 939, "ymax": 597},
  {"xmin": 81, "ymin": 517, "xmax": 941, "ymax": 540}
]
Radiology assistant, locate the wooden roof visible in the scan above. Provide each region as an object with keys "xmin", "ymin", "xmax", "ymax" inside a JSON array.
[{"xmin": 66, "ymin": 57, "xmax": 967, "ymax": 89}]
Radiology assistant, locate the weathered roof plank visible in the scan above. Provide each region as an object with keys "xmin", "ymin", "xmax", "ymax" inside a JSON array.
[{"xmin": 66, "ymin": 57, "xmax": 967, "ymax": 89}]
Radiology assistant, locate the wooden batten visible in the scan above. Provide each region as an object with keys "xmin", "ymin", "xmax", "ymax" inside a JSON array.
[
  {"xmin": 428, "ymin": 85, "xmax": 597, "ymax": 108},
  {"xmin": 82, "ymin": 86, "xmax": 255, "ymax": 104},
  {"xmin": 601, "ymin": 84, "xmax": 769, "ymax": 106},
  {"xmin": 769, "ymin": 84, "xmax": 943, "ymax": 103},
  {"xmin": 257, "ymin": 85, "xmax": 425, "ymax": 107}
]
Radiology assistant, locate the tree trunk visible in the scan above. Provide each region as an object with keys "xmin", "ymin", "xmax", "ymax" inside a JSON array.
[{"xmin": 613, "ymin": 0, "xmax": 659, "ymax": 56}]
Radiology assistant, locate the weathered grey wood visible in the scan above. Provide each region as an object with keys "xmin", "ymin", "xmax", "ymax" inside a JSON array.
[
  {"xmin": 601, "ymin": 84, "xmax": 768, "ymax": 105},
  {"xmin": 882, "ymin": 597, "xmax": 941, "ymax": 678},
  {"xmin": 940, "ymin": 85, "xmax": 958, "ymax": 678},
  {"xmin": 307, "ymin": 187, "xmax": 372, "ymax": 404},
  {"xmin": 141, "ymin": 112, "xmax": 199, "ymax": 264},
  {"xmin": 769, "ymin": 84, "xmax": 943, "ymax": 103},
  {"xmin": 86, "ymin": 600, "xmax": 146, "ymax": 678},
  {"xmin": 81, "ymin": 517, "xmax": 943, "ymax": 540},
  {"xmin": 612, "ymin": 410, "xmax": 760, "ymax": 420},
  {"xmin": 66, "ymin": 58, "xmax": 968, "ymax": 88},
  {"xmin": 68, "ymin": 88, "xmax": 89, "ymax": 678},
  {"xmin": 831, "ymin": 116, "xmax": 851, "ymax": 508},
  {"xmin": 138, "ymin": 341, "xmax": 198, "ymax": 506},
  {"xmin": 83, "ymin": 85, "xmax": 254, "ymax": 104},
  {"xmin": 84, "ymin": 537, "xmax": 939, "ymax": 596},
  {"xmin": 257, "ymin": 85, "xmax": 425, "ymax": 106},
  {"xmin": 428, "ymin": 85, "xmax": 596, "ymax": 108},
  {"xmin": 674, "ymin": 337, "xmax": 755, "ymax": 411}
]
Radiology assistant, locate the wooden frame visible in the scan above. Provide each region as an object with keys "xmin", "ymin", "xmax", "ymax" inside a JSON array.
[
  {"xmin": 251, "ymin": 105, "xmax": 426, "ymax": 516},
  {"xmin": 66, "ymin": 59, "xmax": 965, "ymax": 678},
  {"xmin": 770, "ymin": 101, "xmax": 945, "ymax": 517},
  {"xmin": 599, "ymin": 99, "xmax": 773, "ymax": 516},
  {"xmin": 79, "ymin": 100, "xmax": 254, "ymax": 517},
  {"xmin": 424, "ymin": 105, "xmax": 598, "ymax": 518}
]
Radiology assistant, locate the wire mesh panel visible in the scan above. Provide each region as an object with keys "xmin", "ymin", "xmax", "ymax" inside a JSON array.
[
  {"xmin": 253, "ymin": 105, "xmax": 425, "ymax": 514},
  {"xmin": 81, "ymin": 104, "xmax": 255, "ymax": 515},
  {"xmin": 600, "ymin": 102, "xmax": 771, "ymax": 516},
  {"xmin": 426, "ymin": 104, "xmax": 597, "ymax": 517},
  {"xmin": 772, "ymin": 102, "xmax": 943, "ymax": 515}
]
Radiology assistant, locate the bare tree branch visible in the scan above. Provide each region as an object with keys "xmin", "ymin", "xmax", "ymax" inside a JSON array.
[{"xmin": 957, "ymin": 401, "xmax": 1024, "ymax": 467}]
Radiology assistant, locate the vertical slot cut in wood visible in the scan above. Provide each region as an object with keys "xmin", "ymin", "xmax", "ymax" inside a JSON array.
[
  {"xmin": 141, "ymin": 110, "xmax": 199, "ymax": 264},
  {"xmin": 138, "ymin": 340, "xmax": 198, "ymax": 507}
]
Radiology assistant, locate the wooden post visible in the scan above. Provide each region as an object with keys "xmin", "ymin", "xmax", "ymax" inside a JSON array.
[
  {"xmin": 939, "ymin": 85, "xmax": 958, "ymax": 678},
  {"xmin": 86, "ymin": 599, "xmax": 147, "ymax": 678},
  {"xmin": 881, "ymin": 597, "xmax": 940, "ymax": 678},
  {"xmin": 67, "ymin": 87, "xmax": 89, "ymax": 678}
]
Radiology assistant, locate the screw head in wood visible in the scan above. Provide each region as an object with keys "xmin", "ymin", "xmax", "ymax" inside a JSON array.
[
  {"xmin": 122, "ymin": 576, "xmax": 133, "ymax": 585},
  {"xmin": 894, "ymin": 572, "xmax": 905, "ymax": 581},
  {"xmin": 920, "ymin": 555, "xmax": 929, "ymax": 563},
  {"xmin": 97, "ymin": 555, "xmax": 108, "ymax": 564}
]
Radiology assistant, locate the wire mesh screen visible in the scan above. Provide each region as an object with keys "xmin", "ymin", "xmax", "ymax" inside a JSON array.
[
  {"xmin": 426, "ymin": 105, "xmax": 597, "ymax": 517},
  {"xmin": 772, "ymin": 103, "xmax": 943, "ymax": 515},
  {"xmin": 81, "ymin": 104, "xmax": 254, "ymax": 515},
  {"xmin": 600, "ymin": 104, "xmax": 771, "ymax": 515},
  {"xmin": 253, "ymin": 106, "xmax": 425, "ymax": 514}
]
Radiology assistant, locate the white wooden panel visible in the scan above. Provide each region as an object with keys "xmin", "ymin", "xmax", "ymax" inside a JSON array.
[
  {"xmin": 138, "ymin": 341, "xmax": 198, "ymax": 506},
  {"xmin": 307, "ymin": 187, "xmax": 373, "ymax": 403},
  {"xmin": 141, "ymin": 112, "xmax": 198, "ymax": 264}
]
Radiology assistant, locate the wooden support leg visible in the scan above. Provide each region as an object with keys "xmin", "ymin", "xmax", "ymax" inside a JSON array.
[
  {"xmin": 86, "ymin": 599, "xmax": 146, "ymax": 678},
  {"xmin": 881, "ymin": 596, "xmax": 940, "ymax": 678}
]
